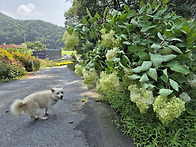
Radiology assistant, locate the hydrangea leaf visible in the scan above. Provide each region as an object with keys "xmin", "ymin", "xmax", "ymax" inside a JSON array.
[
  {"xmin": 168, "ymin": 45, "xmax": 183, "ymax": 54},
  {"xmin": 128, "ymin": 74, "xmax": 141, "ymax": 80},
  {"xmin": 150, "ymin": 54, "xmax": 162, "ymax": 68},
  {"xmin": 140, "ymin": 61, "xmax": 152, "ymax": 71},
  {"xmin": 159, "ymin": 89, "xmax": 173, "ymax": 96},
  {"xmin": 161, "ymin": 54, "xmax": 177, "ymax": 62},
  {"xmin": 147, "ymin": 68, "xmax": 157, "ymax": 81},
  {"xmin": 169, "ymin": 78, "xmax": 179, "ymax": 91},
  {"xmin": 139, "ymin": 73, "xmax": 149, "ymax": 83}
]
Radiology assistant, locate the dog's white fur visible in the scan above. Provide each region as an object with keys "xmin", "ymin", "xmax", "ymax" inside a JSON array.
[{"xmin": 10, "ymin": 87, "xmax": 64, "ymax": 120}]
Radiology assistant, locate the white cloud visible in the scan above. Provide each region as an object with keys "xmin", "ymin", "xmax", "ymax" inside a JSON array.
[{"xmin": 17, "ymin": 3, "xmax": 36, "ymax": 16}]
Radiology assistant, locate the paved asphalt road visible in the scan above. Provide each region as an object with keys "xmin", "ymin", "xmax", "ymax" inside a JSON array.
[{"xmin": 0, "ymin": 66, "xmax": 135, "ymax": 147}]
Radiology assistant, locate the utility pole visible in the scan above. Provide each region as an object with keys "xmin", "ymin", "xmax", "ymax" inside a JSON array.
[{"xmin": 24, "ymin": 34, "xmax": 26, "ymax": 43}]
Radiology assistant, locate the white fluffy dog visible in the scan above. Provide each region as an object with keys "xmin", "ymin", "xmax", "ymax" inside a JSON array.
[{"xmin": 11, "ymin": 87, "xmax": 64, "ymax": 120}]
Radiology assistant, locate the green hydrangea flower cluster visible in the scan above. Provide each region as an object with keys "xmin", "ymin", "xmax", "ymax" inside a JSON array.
[
  {"xmin": 128, "ymin": 85, "xmax": 154, "ymax": 113},
  {"xmin": 62, "ymin": 31, "xmax": 79, "ymax": 50},
  {"xmin": 96, "ymin": 72, "xmax": 120, "ymax": 94},
  {"xmin": 106, "ymin": 47, "xmax": 118, "ymax": 61},
  {"xmin": 100, "ymin": 29, "xmax": 118, "ymax": 48},
  {"xmin": 75, "ymin": 64, "xmax": 83, "ymax": 76},
  {"xmin": 82, "ymin": 68, "xmax": 98, "ymax": 89},
  {"xmin": 153, "ymin": 95, "xmax": 185, "ymax": 124}
]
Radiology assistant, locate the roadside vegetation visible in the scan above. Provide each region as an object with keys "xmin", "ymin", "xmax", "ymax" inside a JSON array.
[
  {"xmin": 0, "ymin": 48, "xmax": 75, "ymax": 83},
  {"xmin": 0, "ymin": 48, "xmax": 55, "ymax": 82},
  {"xmin": 63, "ymin": 1, "xmax": 196, "ymax": 146}
]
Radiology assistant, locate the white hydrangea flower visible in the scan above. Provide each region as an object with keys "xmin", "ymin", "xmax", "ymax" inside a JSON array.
[
  {"xmin": 96, "ymin": 72, "xmax": 120, "ymax": 94},
  {"xmin": 100, "ymin": 29, "xmax": 116, "ymax": 47},
  {"xmin": 75, "ymin": 64, "xmax": 83, "ymax": 76},
  {"xmin": 82, "ymin": 68, "xmax": 98, "ymax": 89},
  {"xmin": 106, "ymin": 47, "xmax": 118, "ymax": 61},
  {"xmin": 153, "ymin": 95, "xmax": 185, "ymax": 124},
  {"xmin": 128, "ymin": 85, "xmax": 154, "ymax": 113},
  {"xmin": 179, "ymin": 92, "xmax": 191, "ymax": 103}
]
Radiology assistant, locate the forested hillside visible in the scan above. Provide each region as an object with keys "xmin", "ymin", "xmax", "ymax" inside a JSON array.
[{"xmin": 0, "ymin": 12, "xmax": 65, "ymax": 49}]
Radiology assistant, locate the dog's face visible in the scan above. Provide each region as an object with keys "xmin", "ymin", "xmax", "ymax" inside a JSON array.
[{"xmin": 51, "ymin": 87, "xmax": 64, "ymax": 100}]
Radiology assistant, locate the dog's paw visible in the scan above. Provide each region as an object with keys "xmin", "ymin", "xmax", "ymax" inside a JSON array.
[{"xmin": 41, "ymin": 116, "xmax": 48, "ymax": 120}]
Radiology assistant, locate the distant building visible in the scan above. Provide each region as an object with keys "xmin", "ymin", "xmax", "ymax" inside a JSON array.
[{"xmin": 33, "ymin": 49, "xmax": 62, "ymax": 60}]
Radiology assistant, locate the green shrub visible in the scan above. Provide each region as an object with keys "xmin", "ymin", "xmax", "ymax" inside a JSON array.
[
  {"xmin": 71, "ymin": 0, "xmax": 196, "ymax": 146},
  {"xmin": 104, "ymin": 90, "xmax": 196, "ymax": 146},
  {"xmin": 0, "ymin": 58, "xmax": 26, "ymax": 80},
  {"xmin": 13, "ymin": 51, "xmax": 41, "ymax": 72},
  {"xmin": 72, "ymin": 0, "xmax": 195, "ymax": 123}
]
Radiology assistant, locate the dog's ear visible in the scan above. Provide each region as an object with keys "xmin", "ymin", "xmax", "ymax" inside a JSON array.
[
  {"xmin": 61, "ymin": 86, "xmax": 64, "ymax": 89},
  {"xmin": 51, "ymin": 88, "xmax": 55, "ymax": 93}
]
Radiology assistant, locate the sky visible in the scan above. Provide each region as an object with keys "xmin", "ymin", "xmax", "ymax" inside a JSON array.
[{"xmin": 0, "ymin": 0, "xmax": 72, "ymax": 27}]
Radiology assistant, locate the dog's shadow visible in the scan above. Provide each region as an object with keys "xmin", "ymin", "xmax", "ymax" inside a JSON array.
[{"xmin": 26, "ymin": 115, "xmax": 60, "ymax": 127}]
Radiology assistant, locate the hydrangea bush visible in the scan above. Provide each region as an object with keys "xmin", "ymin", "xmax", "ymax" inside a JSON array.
[{"xmin": 69, "ymin": 1, "xmax": 195, "ymax": 125}]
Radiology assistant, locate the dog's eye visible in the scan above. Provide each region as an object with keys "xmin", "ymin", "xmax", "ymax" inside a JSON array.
[
  {"xmin": 61, "ymin": 92, "xmax": 63, "ymax": 94},
  {"xmin": 57, "ymin": 92, "xmax": 59, "ymax": 95}
]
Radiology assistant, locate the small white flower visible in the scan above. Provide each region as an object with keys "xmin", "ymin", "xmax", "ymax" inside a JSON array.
[
  {"xmin": 106, "ymin": 47, "xmax": 118, "ymax": 61},
  {"xmin": 179, "ymin": 92, "xmax": 191, "ymax": 103}
]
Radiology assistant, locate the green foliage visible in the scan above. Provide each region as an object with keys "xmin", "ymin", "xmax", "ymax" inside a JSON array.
[
  {"xmin": 72, "ymin": 1, "xmax": 196, "ymax": 145},
  {"xmin": 62, "ymin": 31, "xmax": 79, "ymax": 50},
  {"xmin": 0, "ymin": 49, "xmax": 26, "ymax": 80},
  {"xmin": 13, "ymin": 51, "xmax": 41, "ymax": 72},
  {"xmin": 104, "ymin": 90, "xmax": 196, "ymax": 146},
  {"xmin": 0, "ymin": 12, "xmax": 65, "ymax": 49},
  {"xmin": 24, "ymin": 41, "xmax": 46, "ymax": 51}
]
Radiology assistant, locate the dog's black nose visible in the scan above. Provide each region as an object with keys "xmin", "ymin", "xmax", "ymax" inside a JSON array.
[{"xmin": 60, "ymin": 96, "xmax": 63, "ymax": 99}]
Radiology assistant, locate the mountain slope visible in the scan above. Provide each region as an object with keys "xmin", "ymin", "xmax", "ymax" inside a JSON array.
[{"xmin": 0, "ymin": 12, "xmax": 65, "ymax": 49}]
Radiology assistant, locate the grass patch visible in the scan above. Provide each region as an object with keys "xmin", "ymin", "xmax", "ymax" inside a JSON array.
[
  {"xmin": 62, "ymin": 50, "xmax": 77, "ymax": 56},
  {"xmin": 104, "ymin": 90, "xmax": 196, "ymax": 146}
]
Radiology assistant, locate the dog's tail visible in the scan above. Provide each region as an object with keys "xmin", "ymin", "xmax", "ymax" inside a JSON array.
[{"xmin": 10, "ymin": 99, "xmax": 26, "ymax": 116}]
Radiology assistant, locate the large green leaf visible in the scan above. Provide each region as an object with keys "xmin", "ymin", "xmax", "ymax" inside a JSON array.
[
  {"xmin": 147, "ymin": 68, "xmax": 157, "ymax": 81},
  {"xmin": 128, "ymin": 74, "xmax": 141, "ymax": 80},
  {"xmin": 157, "ymin": 32, "xmax": 164, "ymax": 40},
  {"xmin": 132, "ymin": 61, "xmax": 152, "ymax": 73},
  {"xmin": 139, "ymin": 73, "xmax": 149, "ymax": 83},
  {"xmin": 170, "ymin": 64, "xmax": 190, "ymax": 74},
  {"xmin": 169, "ymin": 78, "xmax": 179, "ymax": 91},
  {"xmin": 159, "ymin": 89, "xmax": 173, "ymax": 96},
  {"xmin": 161, "ymin": 54, "xmax": 177, "ymax": 62},
  {"xmin": 140, "ymin": 61, "xmax": 152, "ymax": 71},
  {"xmin": 150, "ymin": 54, "xmax": 162, "ymax": 68},
  {"xmin": 132, "ymin": 66, "xmax": 142, "ymax": 73},
  {"xmin": 168, "ymin": 45, "xmax": 183, "ymax": 54},
  {"xmin": 151, "ymin": 43, "xmax": 161, "ymax": 50}
]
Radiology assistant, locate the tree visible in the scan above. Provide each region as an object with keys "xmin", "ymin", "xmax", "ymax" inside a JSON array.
[
  {"xmin": 24, "ymin": 41, "xmax": 46, "ymax": 51},
  {"xmin": 64, "ymin": 0, "xmax": 196, "ymax": 28}
]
